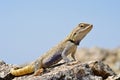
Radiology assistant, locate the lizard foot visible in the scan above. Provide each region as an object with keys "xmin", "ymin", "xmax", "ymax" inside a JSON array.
[
  {"xmin": 33, "ymin": 68, "xmax": 44, "ymax": 76},
  {"xmin": 66, "ymin": 61, "xmax": 81, "ymax": 66}
]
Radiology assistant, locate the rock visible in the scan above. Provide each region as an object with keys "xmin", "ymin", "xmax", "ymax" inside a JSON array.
[
  {"xmin": 1, "ymin": 47, "xmax": 120, "ymax": 80},
  {"xmin": 89, "ymin": 61, "xmax": 116, "ymax": 79},
  {"xmin": 0, "ymin": 60, "xmax": 14, "ymax": 80},
  {"xmin": 106, "ymin": 74, "xmax": 120, "ymax": 80},
  {"xmin": 0, "ymin": 60, "xmax": 5, "ymax": 65},
  {"xmin": 75, "ymin": 47, "xmax": 120, "ymax": 74},
  {"xmin": 0, "ymin": 60, "xmax": 117, "ymax": 80}
]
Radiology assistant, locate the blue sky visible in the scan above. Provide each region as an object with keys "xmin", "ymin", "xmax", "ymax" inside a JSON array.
[{"xmin": 0, "ymin": 0, "xmax": 120, "ymax": 64}]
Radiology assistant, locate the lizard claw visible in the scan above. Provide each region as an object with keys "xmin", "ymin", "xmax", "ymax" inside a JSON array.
[
  {"xmin": 66, "ymin": 61, "xmax": 81, "ymax": 66},
  {"xmin": 64, "ymin": 58, "xmax": 70, "ymax": 63},
  {"xmin": 33, "ymin": 68, "xmax": 44, "ymax": 76}
]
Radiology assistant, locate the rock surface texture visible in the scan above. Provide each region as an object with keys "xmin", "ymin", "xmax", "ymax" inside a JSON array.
[
  {"xmin": 75, "ymin": 47, "xmax": 120, "ymax": 74},
  {"xmin": 0, "ymin": 47, "xmax": 120, "ymax": 80}
]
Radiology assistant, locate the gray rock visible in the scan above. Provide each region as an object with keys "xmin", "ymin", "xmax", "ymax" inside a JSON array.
[{"xmin": 0, "ymin": 60, "xmax": 118, "ymax": 80}]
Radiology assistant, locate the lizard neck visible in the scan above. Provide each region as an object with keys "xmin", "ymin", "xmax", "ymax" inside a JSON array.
[{"xmin": 68, "ymin": 39, "xmax": 80, "ymax": 45}]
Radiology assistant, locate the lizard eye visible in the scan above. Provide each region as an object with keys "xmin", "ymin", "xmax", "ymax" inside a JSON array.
[
  {"xmin": 79, "ymin": 24, "xmax": 84, "ymax": 28},
  {"xmin": 80, "ymin": 25, "xmax": 84, "ymax": 27}
]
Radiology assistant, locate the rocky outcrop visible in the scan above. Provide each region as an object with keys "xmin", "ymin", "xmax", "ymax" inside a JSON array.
[
  {"xmin": 75, "ymin": 47, "xmax": 120, "ymax": 74},
  {"xmin": 0, "ymin": 60, "xmax": 119, "ymax": 80},
  {"xmin": 106, "ymin": 74, "xmax": 120, "ymax": 80},
  {"xmin": 0, "ymin": 47, "xmax": 120, "ymax": 80}
]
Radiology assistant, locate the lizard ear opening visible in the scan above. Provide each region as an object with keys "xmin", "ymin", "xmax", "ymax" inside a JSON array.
[{"xmin": 73, "ymin": 32, "xmax": 77, "ymax": 36}]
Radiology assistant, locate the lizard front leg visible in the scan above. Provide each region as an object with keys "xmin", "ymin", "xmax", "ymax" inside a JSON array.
[
  {"xmin": 71, "ymin": 47, "xmax": 77, "ymax": 61},
  {"xmin": 61, "ymin": 41, "xmax": 76, "ymax": 63}
]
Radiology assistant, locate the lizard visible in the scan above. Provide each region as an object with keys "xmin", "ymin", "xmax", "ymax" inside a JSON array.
[{"xmin": 10, "ymin": 23, "xmax": 93, "ymax": 76}]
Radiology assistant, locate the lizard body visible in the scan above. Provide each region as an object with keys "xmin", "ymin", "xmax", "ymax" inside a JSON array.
[{"xmin": 10, "ymin": 23, "xmax": 93, "ymax": 76}]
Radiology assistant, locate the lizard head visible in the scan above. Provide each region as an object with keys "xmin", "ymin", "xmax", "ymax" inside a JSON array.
[{"xmin": 68, "ymin": 23, "xmax": 93, "ymax": 45}]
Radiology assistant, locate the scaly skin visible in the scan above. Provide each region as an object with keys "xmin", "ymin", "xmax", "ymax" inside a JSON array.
[{"xmin": 10, "ymin": 23, "xmax": 93, "ymax": 76}]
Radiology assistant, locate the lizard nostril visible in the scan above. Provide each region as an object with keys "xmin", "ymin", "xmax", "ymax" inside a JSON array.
[{"xmin": 90, "ymin": 24, "xmax": 93, "ymax": 27}]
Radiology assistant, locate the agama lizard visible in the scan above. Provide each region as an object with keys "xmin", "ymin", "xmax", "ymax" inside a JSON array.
[{"xmin": 10, "ymin": 23, "xmax": 93, "ymax": 76}]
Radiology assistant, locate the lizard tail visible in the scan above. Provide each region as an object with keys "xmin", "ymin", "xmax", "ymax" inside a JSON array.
[{"xmin": 10, "ymin": 65, "xmax": 34, "ymax": 76}]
